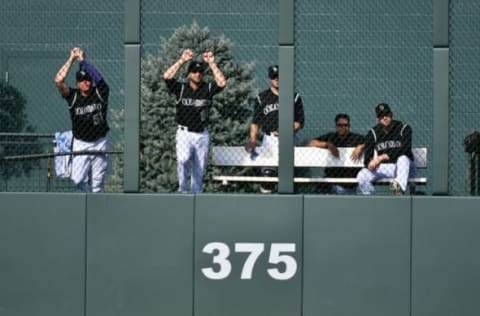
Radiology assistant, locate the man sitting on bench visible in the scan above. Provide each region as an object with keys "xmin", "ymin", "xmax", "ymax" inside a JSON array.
[
  {"xmin": 357, "ymin": 103, "xmax": 415, "ymax": 195},
  {"xmin": 309, "ymin": 113, "xmax": 365, "ymax": 194}
]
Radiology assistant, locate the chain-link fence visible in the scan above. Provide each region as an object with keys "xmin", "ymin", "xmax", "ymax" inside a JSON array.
[
  {"xmin": 449, "ymin": 0, "xmax": 480, "ymax": 195},
  {"xmin": 139, "ymin": 0, "xmax": 279, "ymax": 194},
  {"xmin": 1, "ymin": 0, "xmax": 480, "ymax": 195},
  {"xmin": 0, "ymin": 0, "xmax": 124, "ymax": 193},
  {"xmin": 139, "ymin": 0, "xmax": 433, "ymax": 195}
]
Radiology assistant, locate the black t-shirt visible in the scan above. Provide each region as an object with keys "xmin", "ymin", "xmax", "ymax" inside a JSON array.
[
  {"xmin": 314, "ymin": 132, "xmax": 365, "ymax": 178},
  {"xmin": 165, "ymin": 78, "xmax": 223, "ymax": 132},
  {"xmin": 65, "ymin": 82, "xmax": 109, "ymax": 142},
  {"xmin": 252, "ymin": 89, "xmax": 304, "ymax": 134}
]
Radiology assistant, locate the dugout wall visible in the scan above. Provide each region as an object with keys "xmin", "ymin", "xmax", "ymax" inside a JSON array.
[{"xmin": 2, "ymin": 193, "xmax": 480, "ymax": 316}]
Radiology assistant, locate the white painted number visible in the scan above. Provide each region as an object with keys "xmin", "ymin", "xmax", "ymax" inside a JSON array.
[
  {"xmin": 201, "ymin": 242, "xmax": 231, "ymax": 280},
  {"xmin": 202, "ymin": 242, "xmax": 297, "ymax": 280},
  {"xmin": 235, "ymin": 243, "xmax": 265, "ymax": 279},
  {"xmin": 267, "ymin": 243, "xmax": 297, "ymax": 280}
]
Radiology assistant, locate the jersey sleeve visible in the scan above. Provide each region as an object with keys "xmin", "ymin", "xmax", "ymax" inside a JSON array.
[
  {"xmin": 363, "ymin": 129, "xmax": 376, "ymax": 166},
  {"xmin": 353, "ymin": 133, "xmax": 366, "ymax": 145},
  {"xmin": 80, "ymin": 60, "xmax": 104, "ymax": 85},
  {"xmin": 251, "ymin": 94, "xmax": 263, "ymax": 125},
  {"xmin": 391, "ymin": 124, "xmax": 413, "ymax": 161},
  {"xmin": 293, "ymin": 93, "xmax": 305, "ymax": 127},
  {"xmin": 314, "ymin": 132, "xmax": 332, "ymax": 142},
  {"xmin": 164, "ymin": 78, "xmax": 181, "ymax": 94},
  {"xmin": 208, "ymin": 81, "xmax": 224, "ymax": 96},
  {"xmin": 96, "ymin": 81, "xmax": 110, "ymax": 102},
  {"xmin": 63, "ymin": 88, "xmax": 76, "ymax": 103}
]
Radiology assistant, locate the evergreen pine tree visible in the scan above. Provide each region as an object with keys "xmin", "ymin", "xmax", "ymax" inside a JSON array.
[
  {"xmin": 0, "ymin": 82, "xmax": 40, "ymax": 180},
  {"xmin": 140, "ymin": 22, "xmax": 258, "ymax": 192}
]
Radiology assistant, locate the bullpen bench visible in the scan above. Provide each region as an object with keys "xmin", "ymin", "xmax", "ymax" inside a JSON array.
[{"xmin": 211, "ymin": 146, "xmax": 427, "ymax": 192}]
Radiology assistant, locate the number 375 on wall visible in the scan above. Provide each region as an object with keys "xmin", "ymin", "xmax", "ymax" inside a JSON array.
[{"xmin": 201, "ymin": 242, "xmax": 298, "ymax": 281}]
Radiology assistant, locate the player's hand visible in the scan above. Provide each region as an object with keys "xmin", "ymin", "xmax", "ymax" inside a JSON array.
[
  {"xmin": 368, "ymin": 159, "xmax": 379, "ymax": 171},
  {"xmin": 327, "ymin": 142, "xmax": 339, "ymax": 157},
  {"xmin": 245, "ymin": 141, "xmax": 256, "ymax": 153},
  {"xmin": 70, "ymin": 47, "xmax": 79, "ymax": 61},
  {"xmin": 202, "ymin": 51, "xmax": 215, "ymax": 64},
  {"xmin": 181, "ymin": 49, "xmax": 194, "ymax": 63},
  {"xmin": 351, "ymin": 147, "xmax": 362, "ymax": 160},
  {"xmin": 77, "ymin": 48, "xmax": 85, "ymax": 61}
]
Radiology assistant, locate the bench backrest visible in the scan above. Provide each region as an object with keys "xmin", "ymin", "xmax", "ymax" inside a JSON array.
[{"xmin": 212, "ymin": 146, "xmax": 427, "ymax": 168}]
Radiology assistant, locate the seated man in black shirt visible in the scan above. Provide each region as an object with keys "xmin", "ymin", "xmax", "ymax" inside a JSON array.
[{"xmin": 309, "ymin": 113, "xmax": 365, "ymax": 194}]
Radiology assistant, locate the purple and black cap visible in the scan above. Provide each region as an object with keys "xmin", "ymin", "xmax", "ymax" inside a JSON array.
[
  {"xmin": 187, "ymin": 61, "xmax": 205, "ymax": 73},
  {"xmin": 76, "ymin": 70, "xmax": 92, "ymax": 82}
]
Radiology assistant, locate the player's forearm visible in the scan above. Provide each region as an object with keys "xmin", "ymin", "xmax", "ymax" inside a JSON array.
[
  {"xmin": 163, "ymin": 59, "xmax": 185, "ymax": 80},
  {"xmin": 294, "ymin": 121, "xmax": 302, "ymax": 132},
  {"xmin": 355, "ymin": 143, "xmax": 365, "ymax": 152},
  {"xmin": 249, "ymin": 124, "xmax": 259, "ymax": 143},
  {"xmin": 208, "ymin": 62, "xmax": 226, "ymax": 88},
  {"xmin": 54, "ymin": 57, "xmax": 75, "ymax": 85},
  {"xmin": 309, "ymin": 139, "xmax": 327, "ymax": 148}
]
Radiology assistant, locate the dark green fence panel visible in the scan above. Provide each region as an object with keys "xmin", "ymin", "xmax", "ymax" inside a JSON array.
[
  {"xmin": 0, "ymin": 193, "xmax": 86, "ymax": 316},
  {"xmin": 194, "ymin": 194, "xmax": 303, "ymax": 316},
  {"xmin": 85, "ymin": 194, "xmax": 194, "ymax": 316},
  {"xmin": 412, "ymin": 197, "xmax": 480, "ymax": 316},
  {"xmin": 3, "ymin": 193, "xmax": 480, "ymax": 316},
  {"xmin": 303, "ymin": 196, "xmax": 412, "ymax": 316}
]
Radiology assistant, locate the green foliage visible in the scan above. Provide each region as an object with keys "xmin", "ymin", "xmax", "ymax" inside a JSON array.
[
  {"xmin": 141, "ymin": 21, "xmax": 259, "ymax": 192},
  {"xmin": 0, "ymin": 82, "xmax": 40, "ymax": 179},
  {"xmin": 105, "ymin": 108, "xmax": 124, "ymax": 193}
]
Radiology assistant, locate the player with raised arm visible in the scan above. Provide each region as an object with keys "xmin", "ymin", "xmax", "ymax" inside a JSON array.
[
  {"xmin": 54, "ymin": 47, "xmax": 110, "ymax": 193},
  {"xmin": 163, "ymin": 48, "xmax": 226, "ymax": 193}
]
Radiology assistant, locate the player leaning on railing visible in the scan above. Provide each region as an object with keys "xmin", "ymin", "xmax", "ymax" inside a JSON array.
[{"xmin": 54, "ymin": 47, "xmax": 110, "ymax": 193}]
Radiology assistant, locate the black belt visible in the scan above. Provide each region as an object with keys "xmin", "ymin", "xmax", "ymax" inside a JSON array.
[{"xmin": 178, "ymin": 125, "xmax": 206, "ymax": 133}]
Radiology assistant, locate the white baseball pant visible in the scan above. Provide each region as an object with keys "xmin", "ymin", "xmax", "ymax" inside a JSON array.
[
  {"xmin": 356, "ymin": 155, "xmax": 415, "ymax": 195},
  {"xmin": 176, "ymin": 127, "xmax": 209, "ymax": 193},
  {"xmin": 71, "ymin": 136, "xmax": 109, "ymax": 193}
]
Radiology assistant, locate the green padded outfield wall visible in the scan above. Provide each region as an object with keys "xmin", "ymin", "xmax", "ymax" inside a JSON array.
[
  {"xmin": 0, "ymin": 193, "xmax": 86, "ymax": 316},
  {"xmin": 85, "ymin": 194, "xmax": 194, "ymax": 316},
  {"xmin": 194, "ymin": 194, "xmax": 303, "ymax": 316},
  {"xmin": 303, "ymin": 196, "xmax": 411, "ymax": 316},
  {"xmin": 411, "ymin": 197, "xmax": 480, "ymax": 316},
  {"xmin": 2, "ymin": 194, "xmax": 480, "ymax": 315}
]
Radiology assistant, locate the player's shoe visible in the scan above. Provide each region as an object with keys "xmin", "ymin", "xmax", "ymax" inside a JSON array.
[
  {"xmin": 259, "ymin": 168, "xmax": 277, "ymax": 193},
  {"xmin": 390, "ymin": 180, "xmax": 403, "ymax": 195},
  {"xmin": 259, "ymin": 185, "xmax": 272, "ymax": 194}
]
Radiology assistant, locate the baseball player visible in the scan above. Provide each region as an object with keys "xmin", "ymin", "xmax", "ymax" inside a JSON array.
[
  {"xmin": 54, "ymin": 47, "xmax": 110, "ymax": 193},
  {"xmin": 163, "ymin": 49, "xmax": 226, "ymax": 193},
  {"xmin": 309, "ymin": 113, "xmax": 365, "ymax": 194},
  {"xmin": 245, "ymin": 65, "xmax": 305, "ymax": 192},
  {"xmin": 356, "ymin": 103, "xmax": 415, "ymax": 195}
]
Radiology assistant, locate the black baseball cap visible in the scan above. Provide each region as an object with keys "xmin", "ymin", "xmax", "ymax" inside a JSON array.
[
  {"xmin": 187, "ymin": 61, "xmax": 204, "ymax": 73},
  {"xmin": 375, "ymin": 103, "xmax": 392, "ymax": 117},
  {"xmin": 268, "ymin": 65, "xmax": 279, "ymax": 79},
  {"xmin": 76, "ymin": 70, "xmax": 92, "ymax": 82}
]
